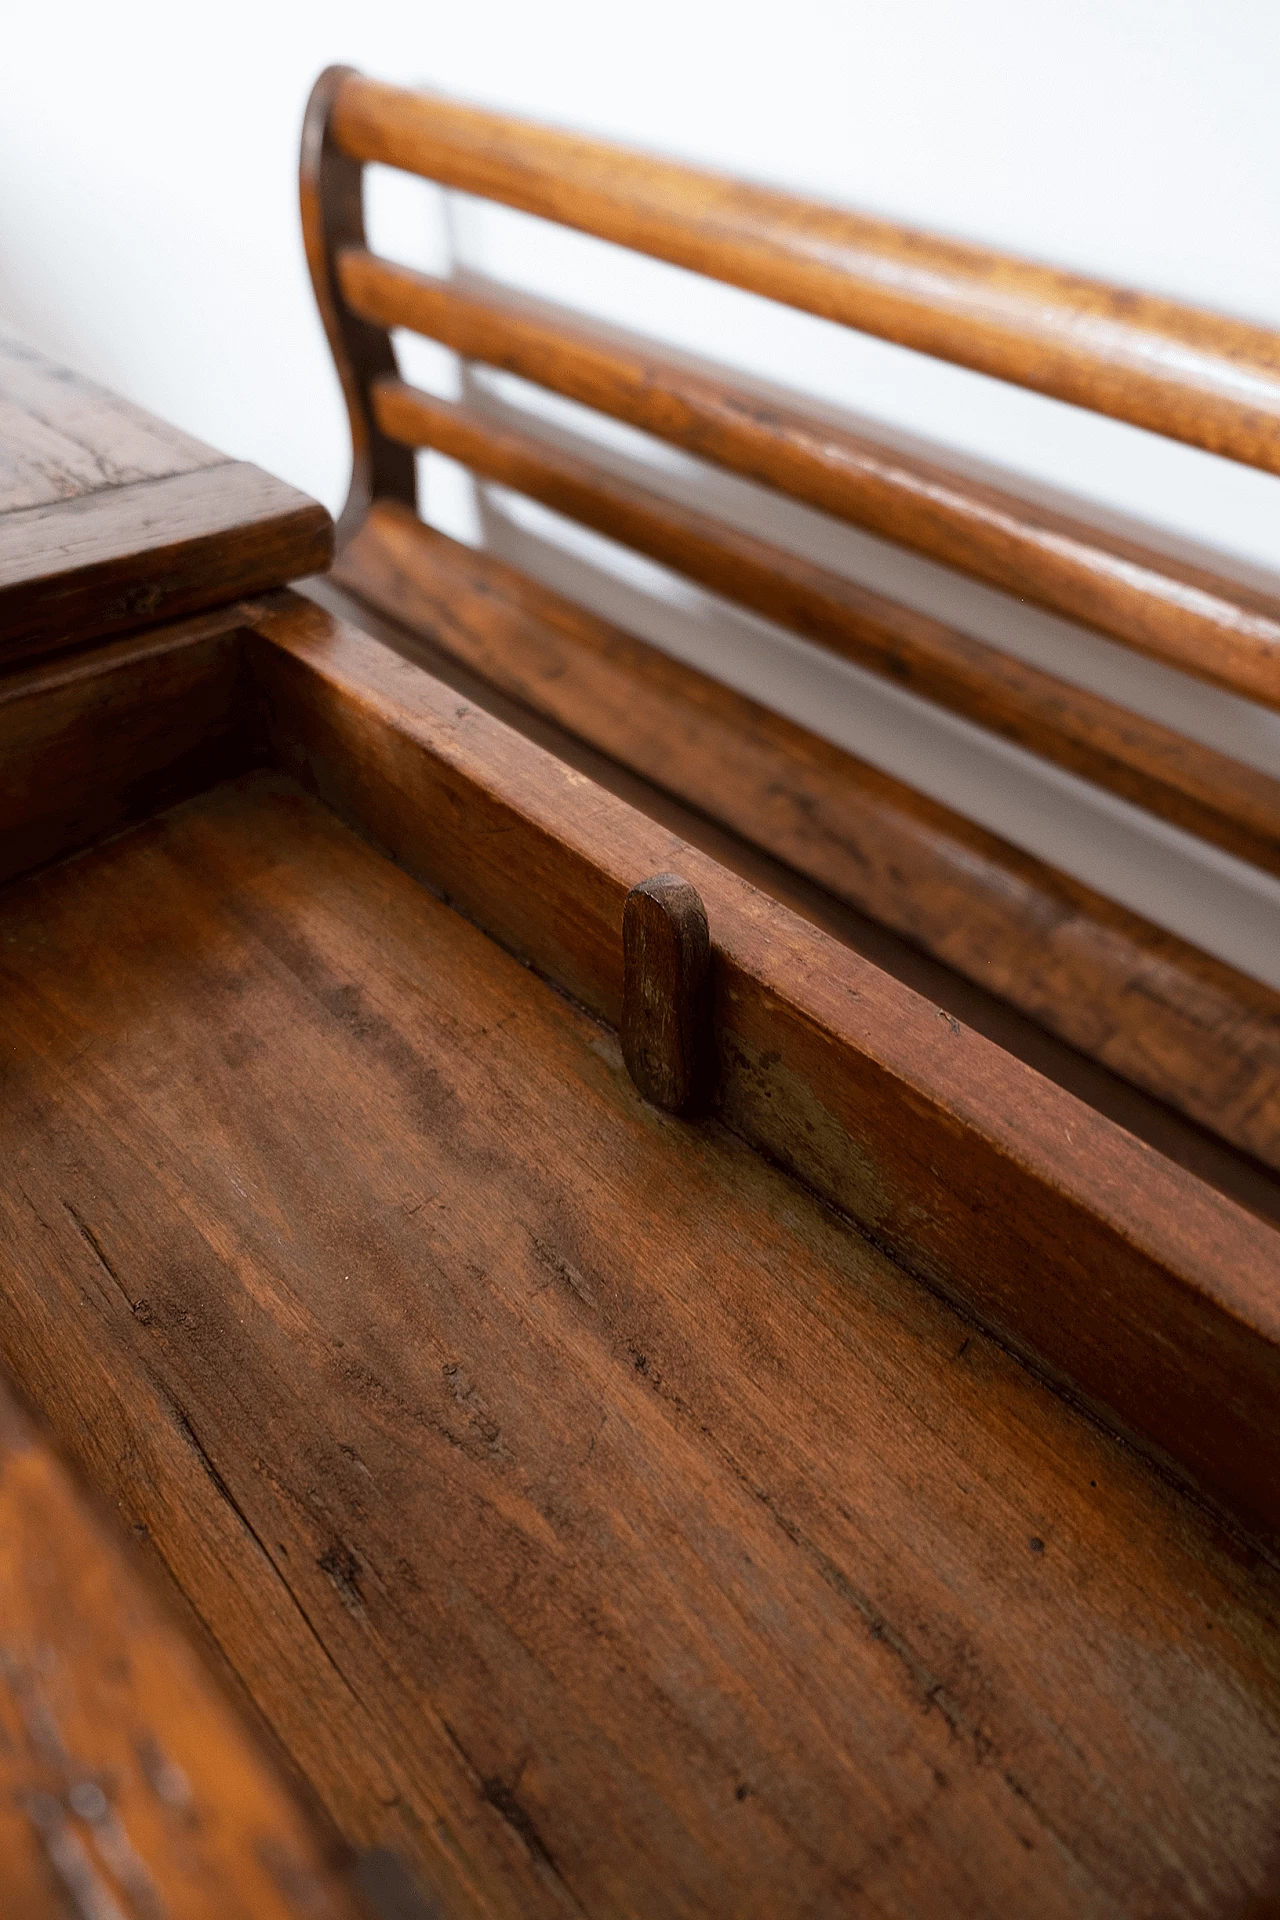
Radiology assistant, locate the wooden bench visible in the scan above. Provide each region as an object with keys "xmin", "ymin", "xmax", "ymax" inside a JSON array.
[
  {"xmin": 301, "ymin": 66, "xmax": 1280, "ymax": 1179},
  {"xmin": 3, "ymin": 248, "xmax": 1280, "ymax": 1913}
]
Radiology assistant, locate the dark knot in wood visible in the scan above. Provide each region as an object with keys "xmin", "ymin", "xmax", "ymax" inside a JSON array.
[{"xmin": 621, "ymin": 873, "xmax": 710, "ymax": 1114}]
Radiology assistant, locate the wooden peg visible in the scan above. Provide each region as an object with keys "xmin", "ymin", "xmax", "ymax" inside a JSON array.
[{"xmin": 621, "ymin": 873, "xmax": 710, "ymax": 1114}]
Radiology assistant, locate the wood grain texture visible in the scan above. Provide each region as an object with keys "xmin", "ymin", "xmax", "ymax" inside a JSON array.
[
  {"xmin": 245, "ymin": 596, "xmax": 1280, "ymax": 1544},
  {"xmin": 331, "ymin": 506, "xmax": 1280, "ymax": 1176},
  {"xmin": 373, "ymin": 379, "xmax": 1280, "ymax": 875},
  {"xmin": 0, "ymin": 463, "xmax": 332, "ymax": 666},
  {"xmin": 0, "ymin": 333, "xmax": 219, "ymax": 515},
  {"xmin": 0, "ymin": 609, "xmax": 251, "ymax": 891},
  {"xmin": 0, "ymin": 1373, "xmax": 363, "ymax": 1919},
  {"xmin": 2, "ymin": 769, "xmax": 1279, "ymax": 1918},
  {"xmin": 342, "ymin": 253, "xmax": 1280, "ymax": 709},
  {"xmin": 621, "ymin": 873, "xmax": 709, "ymax": 1112},
  {"xmin": 326, "ymin": 72, "xmax": 1280, "ymax": 474},
  {"xmin": 301, "ymin": 66, "xmax": 417, "ymax": 543},
  {"xmin": 306, "ymin": 564, "xmax": 1280, "ymax": 1230}
]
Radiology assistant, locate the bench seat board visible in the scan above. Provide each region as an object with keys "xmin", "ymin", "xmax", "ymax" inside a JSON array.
[{"xmin": 1, "ymin": 769, "xmax": 1279, "ymax": 1917}]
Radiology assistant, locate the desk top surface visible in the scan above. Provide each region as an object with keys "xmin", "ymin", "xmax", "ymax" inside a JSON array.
[{"xmin": 0, "ymin": 336, "xmax": 331, "ymax": 662}]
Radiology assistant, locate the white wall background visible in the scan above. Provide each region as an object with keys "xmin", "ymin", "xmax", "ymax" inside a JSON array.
[{"xmin": 4, "ymin": 0, "xmax": 1280, "ymax": 986}]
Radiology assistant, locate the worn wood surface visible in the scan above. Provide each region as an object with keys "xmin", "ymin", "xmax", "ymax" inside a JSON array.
[
  {"xmin": 326, "ymin": 71, "xmax": 1280, "ymax": 473},
  {"xmin": 0, "ymin": 465, "xmax": 333, "ymax": 664},
  {"xmin": 339, "ymin": 251, "xmax": 1280, "ymax": 711},
  {"xmin": 620, "ymin": 873, "xmax": 709, "ymax": 1112},
  {"xmin": 0, "ymin": 335, "xmax": 332, "ymax": 664},
  {"xmin": 247, "ymin": 596, "xmax": 1280, "ymax": 1545},
  {"xmin": 373, "ymin": 379, "xmax": 1280, "ymax": 876},
  {"xmin": 331, "ymin": 507, "xmax": 1280, "ymax": 1175},
  {"xmin": 1, "ymin": 766, "xmax": 1279, "ymax": 1918},
  {"xmin": 305, "ymin": 566, "xmax": 1280, "ymax": 1229},
  {"xmin": 0, "ymin": 332, "xmax": 219, "ymax": 514},
  {"xmin": 0, "ymin": 1373, "xmax": 364, "ymax": 1918}
]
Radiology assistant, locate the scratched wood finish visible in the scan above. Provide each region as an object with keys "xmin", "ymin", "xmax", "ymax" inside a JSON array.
[
  {"xmin": 0, "ymin": 1374, "xmax": 363, "ymax": 1919},
  {"xmin": 0, "ymin": 336, "xmax": 332, "ymax": 665},
  {"xmin": 325, "ymin": 71, "xmax": 1280, "ymax": 473},
  {"xmin": 246, "ymin": 597, "xmax": 1280, "ymax": 1544},
  {"xmin": 338, "ymin": 254, "xmax": 1280, "ymax": 710},
  {"xmin": 3, "ymin": 583, "xmax": 1277, "ymax": 1545},
  {"xmin": 331, "ymin": 508, "xmax": 1280, "ymax": 1174},
  {"xmin": 0, "ymin": 332, "xmax": 220, "ymax": 514},
  {"xmin": 372, "ymin": 379, "xmax": 1280, "ymax": 875},
  {"xmin": 2, "ymin": 768, "xmax": 1279, "ymax": 1918}
]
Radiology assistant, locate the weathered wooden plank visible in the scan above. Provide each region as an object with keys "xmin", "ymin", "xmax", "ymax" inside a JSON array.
[
  {"xmin": 0, "ymin": 465, "xmax": 332, "ymax": 667},
  {"xmin": 0, "ymin": 333, "xmax": 220, "ymax": 515},
  {"xmin": 1, "ymin": 770, "xmax": 1278, "ymax": 1916},
  {"xmin": 245, "ymin": 594, "xmax": 1280, "ymax": 1545}
]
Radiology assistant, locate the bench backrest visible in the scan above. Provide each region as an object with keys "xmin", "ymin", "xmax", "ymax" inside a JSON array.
[{"xmin": 299, "ymin": 65, "xmax": 1280, "ymax": 1181}]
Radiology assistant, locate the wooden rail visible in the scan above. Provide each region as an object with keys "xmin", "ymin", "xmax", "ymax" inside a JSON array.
[
  {"xmin": 341, "ymin": 252, "xmax": 1280, "ymax": 710},
  {"xmin": 248, "ymin": 595, "xmax": 1280, "ymax": 1545},
  {"xmin": 335, "ymin": 504, "xmax": 1280, "ymax": 1173},
  {"xmin": 372, "ymin": 377, "xmax": 1280, "ymax": 877},
  {"xmin": 328, "ymin": 71, "xmax": 1280, "ymax": 474}
]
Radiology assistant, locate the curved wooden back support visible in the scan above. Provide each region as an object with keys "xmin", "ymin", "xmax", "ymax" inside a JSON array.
[
  {"xmin": 299, "ymin": 66, "xmax": 415, "ymax": 543},
  {"xmin": 302, "ymin": 67, "xmax": 1280, "ymax": 1174}
]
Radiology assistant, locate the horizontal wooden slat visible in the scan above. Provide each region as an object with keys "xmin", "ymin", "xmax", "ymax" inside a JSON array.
[
  {"xmin": 328, "ymin": 72, "xmax": 1280, "ymax": 474},
  {"xmin": 246, "ymin": 590, "xmax": 1280, "ymax": 1545},
  {"xmin": 333, "ymin": 502, "xmax": 1280, "ymax": 1174},
  {"xmin": 375, "ymin": 377, "xmax": 1280, "ymax": 879},
  {"xmin": 341, "ymin": 251, "xmax": 1280, "ymax": 709}
]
